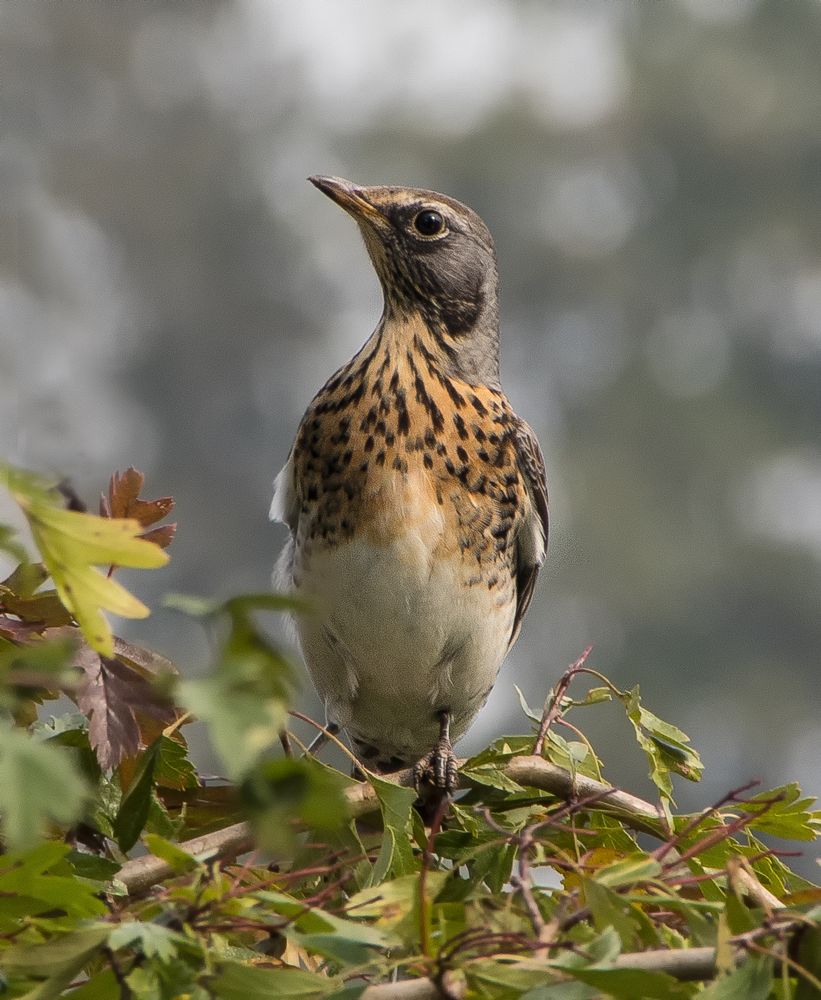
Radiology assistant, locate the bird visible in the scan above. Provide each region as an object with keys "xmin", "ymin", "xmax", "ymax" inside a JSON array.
[{"xmin": 271, "ymin": 176, "xmax": 548, "ymax": 795}]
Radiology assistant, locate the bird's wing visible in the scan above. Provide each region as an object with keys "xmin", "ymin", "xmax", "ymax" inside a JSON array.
[
  {"xmin": 509, "ymin": 418, "xmax": 548, "ymax": 649},
  {"xmin": 270, "ymin": 449, "xmax": 298, "ymax": 529}
]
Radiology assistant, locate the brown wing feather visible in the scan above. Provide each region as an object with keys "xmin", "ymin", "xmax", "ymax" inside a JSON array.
[{"xmin": 509, "ymin": 418, "xmax": 549, "ymax": 648}]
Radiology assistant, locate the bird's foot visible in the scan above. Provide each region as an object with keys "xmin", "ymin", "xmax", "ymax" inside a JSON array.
[
  {"xmin": 413, "ymin": 737, "xmax": 459, "ymax": 794},
  {"xmin": 412, "ymin": 710, "xmax": 458, "ymax": 823}
]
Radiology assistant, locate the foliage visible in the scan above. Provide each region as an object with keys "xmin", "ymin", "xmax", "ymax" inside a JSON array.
[{"xmin": 0, "ymin": 466, "xmax": 819, "ymax": 999}]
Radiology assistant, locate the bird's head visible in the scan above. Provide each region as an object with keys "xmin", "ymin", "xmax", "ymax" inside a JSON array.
[{"xmin": 309, "ymin": 175, "xmax": 501, "ymax": 387}]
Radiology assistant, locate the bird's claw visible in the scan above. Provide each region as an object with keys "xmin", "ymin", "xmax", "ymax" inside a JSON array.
[{"xmin": 413, "ymin": 736, "xmax": 459, "ymax": 795}]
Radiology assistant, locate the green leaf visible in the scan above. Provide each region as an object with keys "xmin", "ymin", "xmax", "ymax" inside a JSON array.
[
  {"xmin": 108, "ymin": 920, "xmax": 183, "ymax": 961},
  {"xmin": 287, "ymin": 905, "xmax": 398, "ymax": 965},
  {"xmin": 582, "ymin": 878, "xmax": 642, "ymax": 949},
  {"xmin": 550, "ymin": 927, "xmax": 622, "ymax": 968},
  {"xmin": 177, "ymin": 598, "xmax": 296, "ymax": 780},
  {"xmin": 241, "ymin": 756, "xmax": 348, "ymax": 851},
  {"xmin": 65, "ymin": 851, "xmax": 121, "ymax": 883},
  {"xmin": 153, "ymin": 734, "xmax": 199, "ymax": 790},
  {"xmin": 206, "ymin": 960, "xmax": 336, "ymax": 999},
  {"xmin": 468, "ymin": 960, "xmax": 563, "ymax": 995},
  {"xmin": 461, "ymin": 756, "xmax": 525, "ymax": 794},
  {"xmin": 112, "ymin": 740, "xmax": 159, "ymax": 851},
  {"xmin": 744, "ymin": 783, "xmax": 821, "ymax": 841},
  {"xmin": 795, "ymin": 924, "xmax": 821, "ymax": 1000},
  {"xmin": 63, "ymin": 969, "xmax": 119, "ymax": 1000},
  {"xmin": 698, "ymin": 955, "xmax": 773, "ymax": 999},
  {"xmin": 0, "ymin": 526, "xmax": 29, "ymax": 566},
  {"xmin": 181, "ymin": 675, "xmax": 287, "ymax": 779},
  {"xmin": 2, "ymin": 465, "xmax": 168, "ymax": 657},
  {"xmin": 571, "ymin": 685, "xmax": 613, "ymax": 707},
  {"xmin": 2, "ymin": 925, "xmax": 110, "ymax": 976},
  {"xmin": 594, "ymin": 852, "xmax": 662, "ymax": 889},
  {"xmin": 369, "ymin": 774, "xmax": 417, "ymax": 881},
  {"xmin": 622, "ymin": 686, "xmax": 703, "ymax": 803},
  {"xmin": 566, "ymin": 965, "xmax": 690, "ymax": 998},
  {"xmin": 345, "ymin": 870, "xmax": 449, "ymax": 928},
  {"xmin": 514, "ymin": 683, "xmax": 543, "ymax": 724},
  {"xmin": 522, "ymin": 982, "xmax": 602, "ymax": 1000},
  {"xmin": 0, "ymin": 726, "xmax": 88, "ymax": 848},
  {"xmin": 142, "ymin": 833, "xmax": 199, "ymax": 874}
]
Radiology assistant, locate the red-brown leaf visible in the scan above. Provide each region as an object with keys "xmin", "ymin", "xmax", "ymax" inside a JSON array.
[
  {"xmin": 107, "ymin": 467, "xmax": 175, "ymax": 528},
  {"xmin": 75, "ymin": 645, "xmax": 176, "ymax": 771},
  {"xmin": 139, "ymin": 523, "xmax": 177, "ymax": 550},
  {"xmin": 0, "ymin": 614, "xmax": 47, "ymax": 641},
  {"xmin": 0, "ymin": 590, "xmax": 73, "ymax": 627}
]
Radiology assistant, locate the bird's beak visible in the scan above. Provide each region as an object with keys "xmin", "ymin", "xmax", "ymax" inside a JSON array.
[{"xmin": 309, "ymin": 175, "xmax": 385, "ymax": 226}]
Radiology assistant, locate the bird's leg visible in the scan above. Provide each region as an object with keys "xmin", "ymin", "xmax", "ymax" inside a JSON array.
[
  {"xmin": 413, "ymin": 709, "xmax": 459, "ymax": 795},
  {"xmin": 305, "ymin": 721, "xmax": 340, "ymax": 758}
]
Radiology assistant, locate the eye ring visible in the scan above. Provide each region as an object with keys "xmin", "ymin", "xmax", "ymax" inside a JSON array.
[{"xmin": 413, "ymin": 209, "xmax": 446, "ymax": 238}]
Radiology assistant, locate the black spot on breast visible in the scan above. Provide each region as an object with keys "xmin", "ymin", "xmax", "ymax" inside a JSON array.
[
  {"xmin": 453, "ymin": 413, "xmax": 468, "ymax": 440},
  {"xmin": 470, "ymin": 394, "xmax": 488, "ymax": 416},
  {"xmin": 360, "ymin": 406, "xmax": 377, "ymax": 431},
  {"xmin": 364, "ymin": 436, "xmax": 374, "ymax": 452},
  {"xmin": 442, "ymin": 377, "xmax": 466, "ymax": 408},
  {"xmin": 396, "ymin": 389, "xmax": 410, "ymax": 435},
  {"xmin": 430, "ymin": 400, "xmax": 445, "ymax": 433}
]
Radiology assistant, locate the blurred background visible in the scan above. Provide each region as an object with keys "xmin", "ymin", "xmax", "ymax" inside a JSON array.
[{"xmin": 2, "ymin": 1, "xmax": 820, "ymax": 862}]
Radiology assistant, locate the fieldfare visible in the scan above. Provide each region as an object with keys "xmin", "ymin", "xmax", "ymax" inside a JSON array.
[{"xmin": 272, "ymin": 176, "xmax": 548, "ymax": 794}]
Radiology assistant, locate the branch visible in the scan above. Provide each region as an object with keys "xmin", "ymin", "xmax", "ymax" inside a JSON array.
[
  {"xmin": 355, "ymin": 934, "xmax": 806, "ymax": 996},
  {"xmin": 116, "ymin": 822, "xmax": 255, "ymax": 896},
  {"xmin": 360, "ymin": 976, "xmax": 461, "ymax": 999},
  {"xmin": 115, "ymin": 755, "xmax": 782, "ymax": 911}
]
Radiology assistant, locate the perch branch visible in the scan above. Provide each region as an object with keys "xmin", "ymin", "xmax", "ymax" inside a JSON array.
[{"xmin": 115, "ymin": 754, "xmax": 782, "ymax": 911}]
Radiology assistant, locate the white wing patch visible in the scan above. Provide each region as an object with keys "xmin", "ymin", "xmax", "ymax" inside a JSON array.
[{"xmin": 270, "ymin": 451, "xmax": 296, "ymax": 526}]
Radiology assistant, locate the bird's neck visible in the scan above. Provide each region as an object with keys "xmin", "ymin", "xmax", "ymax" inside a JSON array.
[{"xmin": 372, "ymin": 296, "xmax": 500, "ymax": 390}]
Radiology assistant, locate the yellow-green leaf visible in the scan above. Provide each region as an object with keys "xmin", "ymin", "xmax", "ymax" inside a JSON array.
[{"xmin": 3, "ymin": 468, "xmax": 168, "ymax": 657}]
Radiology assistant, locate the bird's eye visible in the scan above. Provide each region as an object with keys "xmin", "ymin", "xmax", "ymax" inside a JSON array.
[{"xmin": 413, "ymin": 209, "xmax": 446, "ymax": 237}]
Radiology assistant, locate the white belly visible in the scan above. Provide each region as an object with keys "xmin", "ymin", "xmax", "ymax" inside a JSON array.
[{"xmin": 288, "ymin": 530, "xmax": 514, "ymax": 762}]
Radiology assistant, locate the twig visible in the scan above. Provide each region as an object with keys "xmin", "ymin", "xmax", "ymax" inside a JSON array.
[
  {"xmin": 533, "ymin": 646, "xmax": 593, "ymax": 755},
  {"xmin": 419, "ymin": 796, "xmax": 449, "ymax": 959}
]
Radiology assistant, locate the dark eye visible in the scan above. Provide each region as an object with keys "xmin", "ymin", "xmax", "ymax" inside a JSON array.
[{"xmin": 413, "ymin": 209, "xmax": 445, "ymax": 237}]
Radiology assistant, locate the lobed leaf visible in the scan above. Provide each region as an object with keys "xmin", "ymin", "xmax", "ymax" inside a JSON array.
[{"xmin": 2, "ymin": 466, "xmax": 169, "ymax": 657}]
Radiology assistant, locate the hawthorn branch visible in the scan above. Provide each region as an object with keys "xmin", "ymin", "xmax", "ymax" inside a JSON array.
[
  {"xmin": 354, "ymin": 930, "xmax": 806, "ymax": 997},
  {"xmin": 115, "ymin": 753, "xmax": 782, "ymax": 912}
]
